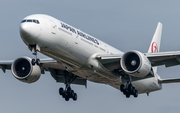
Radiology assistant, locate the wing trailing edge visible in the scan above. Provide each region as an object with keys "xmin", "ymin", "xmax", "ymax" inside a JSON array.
[{"xmin": 158, "ymin": 78, "xmax": 180, "ymax": 84}]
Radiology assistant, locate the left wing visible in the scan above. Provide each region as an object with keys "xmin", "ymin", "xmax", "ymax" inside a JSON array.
[
  {"xmin": 95, "ymin": 51, "xmax": 180, "ymax": 71},
  {"xmin": 145, "ymin": 51, "xmax": 180, "ymax": 67},
  {"xmin": 158, "ymin": 78, "xmax": 180, "ymax": 84}
]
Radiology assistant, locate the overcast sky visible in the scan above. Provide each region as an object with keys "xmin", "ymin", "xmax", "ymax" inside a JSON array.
[{"xmin": 0, "ymin": 0, "xmax": 180, "ymax": 113}]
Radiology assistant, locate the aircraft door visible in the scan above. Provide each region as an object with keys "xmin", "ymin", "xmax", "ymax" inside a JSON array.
[
  {"xmin": 70, "ymin": 30, "xmax": 79, "ymax": 54},
  {"xmin": 49, "ymin": 20, "xmax": 57, "ymax": 34},
  {"xmin": 72, "ymin": 31, "xmax": 79, "ymax": 45}
]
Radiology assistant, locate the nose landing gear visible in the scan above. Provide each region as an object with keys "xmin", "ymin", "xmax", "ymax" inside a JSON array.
[{"xmin": 29, "ymin": 45, "xmax": 40, "ymax": 66}]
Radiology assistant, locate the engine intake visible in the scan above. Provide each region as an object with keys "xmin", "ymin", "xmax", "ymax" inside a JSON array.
[
  {"xmin": 11, "ymin": 57, "xmax": 41, "ymax": 83},
  {"xmin": 121, "ymin": 50, "xmax": 151, "ymax": 78}
]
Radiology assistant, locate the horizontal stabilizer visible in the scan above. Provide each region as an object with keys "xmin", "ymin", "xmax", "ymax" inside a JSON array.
[{"xmin": 158, "ymin": 78, "xmax": 180, "ymax": 84}]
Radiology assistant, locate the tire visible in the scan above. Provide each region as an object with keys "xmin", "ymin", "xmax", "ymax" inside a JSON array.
[
  {"xmin": 70, "ymin": 90, "xmax": 74, "ymax": 98},
  {"xmin": 133, "ymin": 90, "xmax": 138, "ymax": 98},
  {"xmin": 62, "ymin": 92, "xmax": 66, "ymax": 98},
  {"xmin": 123, "ymin": 90, "xmax": 127, "ymax": 95},
  {"xmin": 131, "ymin": 87, "xmax": 135, "ymax": 94},
  {"xmin": 126, "ymin": 93, "xmax": 130, "ymax": 98},
  {"xmin": 59, "ymin": 88, "xmax": 63, "ymax": 95},
  {"xmin": 36, "ymin": 59, "xmax": 40, "ymax": 65},
  {"xmin": 120, "ymin": 84, "xmax": 124, "ymax": 92},
  {"xmin": 65, "ymin": 95, "xmax": 69, "ymax": 101},
  {"xmin": 128, "ymin": 84, "xmax": 133, "ymax": 93},
  {"xmin": 31, "ymin": 59, "xmax": 35, "ymax": 65},
  {"xmin": 67, "ymin": 87, "xmax": 72, "ymax": 95},
  {"xmin": 73, "ymin": 93, "xmax": 77, "ymax": 101}
]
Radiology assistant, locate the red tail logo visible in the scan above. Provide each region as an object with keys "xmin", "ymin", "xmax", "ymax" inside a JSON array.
[{"xmin": 151, "ymin": 42, "xmax": 158, "ymax": 53}]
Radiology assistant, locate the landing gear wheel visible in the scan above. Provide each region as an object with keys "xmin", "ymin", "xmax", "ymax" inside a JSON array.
[
  {"xmin": 120, "ymin": 78, "xmax": 138, "ymax": 98},
  {"xmin": 62, "ymin": 92, "xmax": 65, "ymax": 98},
  {"xmin": 31, "ymin": 59, "xmax": 36, "ymax": 66},
  {"xmin": 36, "ymin": 59, "xmax": 40, "ymax": 65},
  {"xmin": 123, "ymin": 90, "xmax": 127, "ymax": 95},
  {"xmin": 128, "ymin": 84, "xmax": 133, "ymax": 93},
  {"xmin": 120, "ymin": 84, "xmax": 124, "ymax": 92},
  {"xmin": 31, "ymin": 59, "xmax": 40, "ymax": 65},
  {"xmin": 126, "ymin": 93, "xmax": 130, "ymax": 98},
  {"xmin": 73, "ymin": 93, "xmax": 77, "ymax": 101},
  {"xmin": 131, "ymin": 87, "xmax": 135, "ymax": 94},
  {"xmin": 133, "ymin": 90, "xmax": 138, "ymax": 98},
  {"xmin": 67, "ymin": 87, "xmax": 72, "ymax": 95},
  {"xmin": 59, "ymin": 88, "xmax": 63, "ymax": 95},
  {"xmin": 70, "ymin": 90, "xmax": 74, "ymax": 98},
  {"xmin": 65, "ymin": 95, "xmax": 70, "ymax": 101}
]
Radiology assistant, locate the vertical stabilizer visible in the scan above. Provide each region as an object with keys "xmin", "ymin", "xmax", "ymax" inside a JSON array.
[{"xmin": 148, "ymin": 22, "xmax": 163, "ymax": 73}]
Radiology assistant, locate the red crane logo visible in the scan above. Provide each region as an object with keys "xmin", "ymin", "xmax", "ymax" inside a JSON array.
[{"xmin": 151, "ymin": 42, "xmax": 158, "ymax": 53}]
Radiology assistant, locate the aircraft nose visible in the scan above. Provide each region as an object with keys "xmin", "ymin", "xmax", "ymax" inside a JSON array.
[
  {"xmin": 20, "ymin": 23, "xmax": 34, "ymax": 45},
  {"xmin": 20, "ymin": 23, "xmax": 32, "ymax": 36},
  {"xmin": 19, "ymin": 21, "xmax": 41, "ymax": 45}
]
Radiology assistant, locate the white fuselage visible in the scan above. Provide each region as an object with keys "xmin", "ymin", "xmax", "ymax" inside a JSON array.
[{"xmin": 19, "ymin": 14, "xmax": 162, "ymax": 94}]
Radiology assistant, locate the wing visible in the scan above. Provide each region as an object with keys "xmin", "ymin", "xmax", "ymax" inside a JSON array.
[
  {"xmin": 0, "ymin": 58, "xmax": 87, "ymax": 86},
  {"xmin": 95, "ymin": 54, "xmax": 122, "ymax": 71},
  {"xmin": 145, "ymin": 51, "xmax": 180, "ymax": 67},
  {"xmin": 0, "ymin": 58, "xmax": 63, "ymax": 72},
  {"xmin": 158, "ymin": 78, "xmax": 180, "ymax": 84},
  {"xmin": 95, "ymin": 51, "xmax": 180, "ymax": 72}
]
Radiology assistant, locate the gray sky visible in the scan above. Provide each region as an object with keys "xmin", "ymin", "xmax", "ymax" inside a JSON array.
[{"xmin": 0, "ymin": 0, "xmax": 180, "ymax": 113}]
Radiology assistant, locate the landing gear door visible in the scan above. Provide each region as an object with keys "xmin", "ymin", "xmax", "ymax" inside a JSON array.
[{"xmin": 49, "ymin": 20, "xmax": 57, "ymax": 34}]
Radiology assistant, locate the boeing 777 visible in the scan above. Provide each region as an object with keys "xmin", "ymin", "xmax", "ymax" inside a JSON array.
[{"xmin": 1, "ymin": 14, "xmax": 180, "ymax": 101}]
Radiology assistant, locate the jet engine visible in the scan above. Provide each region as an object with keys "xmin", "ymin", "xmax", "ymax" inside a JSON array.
[
  {"xmin": 11, "ymin": 57, "xmax": 41, "ymax": 83},
  {"xmin": 120, "ymin": 50, "xmax": 151, "ymax": 78}
]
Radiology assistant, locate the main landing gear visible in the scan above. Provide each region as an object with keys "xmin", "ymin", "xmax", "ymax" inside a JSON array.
[
  {"xmin": 120, "ymin": 81, "xmax": 138, "ymax": 98},
  {"xmin": 59, "ymin": 71, "xmax": 77, "ymax": 101},
  {"xmin": 59, "ymin": 86, "xmax": 77, "ymax": 101}
]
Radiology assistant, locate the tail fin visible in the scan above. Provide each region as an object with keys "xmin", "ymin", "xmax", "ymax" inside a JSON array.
[{"xmin": 148, "ymin": 22, "xmax": 163, "ymax": 73}]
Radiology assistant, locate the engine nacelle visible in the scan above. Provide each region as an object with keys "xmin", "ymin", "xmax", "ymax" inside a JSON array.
[
  {"xmin": 11, "ymin": 57, "xmax": 41, "ymax": 83},
  {"xmin": 121, "ymin": 50, "xmax": 151, "ymax": 78}
]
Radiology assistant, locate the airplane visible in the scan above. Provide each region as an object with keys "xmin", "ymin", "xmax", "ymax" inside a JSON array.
[{"xmin": 1, "ymin": 14, "xmax": 180, "ymax": 101}]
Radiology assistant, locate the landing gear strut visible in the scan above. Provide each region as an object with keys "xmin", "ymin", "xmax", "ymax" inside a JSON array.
[
  {"xmin": 30, "ymin": 45, "xmax": 40, "ymax": 65},
  {"xmin": 59, "ymin": 71, "xmax": 77, "ymax": 101},
  {"xmin": 120, "ymin": 81, "xmax": 138, "ymax": 98}
]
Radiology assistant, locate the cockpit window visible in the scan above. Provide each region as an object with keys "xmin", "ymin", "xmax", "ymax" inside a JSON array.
[
  {"xmin": 33, "ymin": 20, "xmax": 36, "ymax": 23},
  {"xmin": 27, "ymin": 20, "xmax": 32, "ymax": 22},
  {"xmin": 21, "ymin": 20, "xmax": 26, "ymax": 23},
  {"xmin": 21, "ymin": 19, "xmax": 40, "ymax": 24},
  {"xmin": 36, "ymin": 20, "xmax": 40, "ymax": 24}
]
